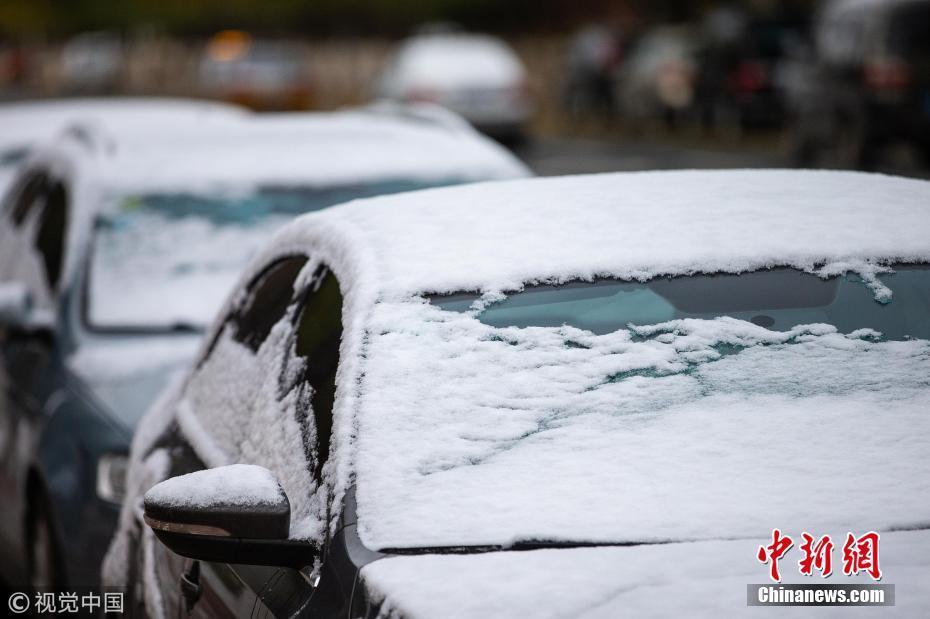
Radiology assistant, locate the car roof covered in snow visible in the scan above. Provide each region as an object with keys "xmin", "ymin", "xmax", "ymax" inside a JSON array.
[
  {"xmin": 0, "ymin": 97, "xmax": 248, "ymax": 152},
  {"xmin": 274, "ymin": 169, "xmax": 930, "ymax": 298},
  {"xmin": 39, "ymin": 103, "xmax": 529, "ymax": 194}
]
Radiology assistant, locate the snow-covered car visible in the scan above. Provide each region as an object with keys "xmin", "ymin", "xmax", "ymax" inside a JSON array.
[
  {"xmin": 108, "ymin": 170, "xmax": 930, "ymax": 617},
  {"xmin": 375, "ymin": 32, "xmax": 533, "ymax": 141},
  {"xmin": 60, "ymin": 32, "xmax": 124, "ymax": 93},
  {"xmin": 0, "ymin": 97, "xmax": 248, "ymax": 195},
  {"xmin": 199, "ymin": 33, "xmax": 313, "ymax": 110},
  {"xmin": 0, "ymin": 107, "xmax": 528, "ymax": 589}
]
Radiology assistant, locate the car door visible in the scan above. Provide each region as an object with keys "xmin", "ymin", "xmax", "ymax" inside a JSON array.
[
  {"xmin": 0, "ymin": 169, "xmax": 69, "ymax": 582},
  {"xmin": 145, "ymin": 255, "xmax": 348, "ymax": 618}
]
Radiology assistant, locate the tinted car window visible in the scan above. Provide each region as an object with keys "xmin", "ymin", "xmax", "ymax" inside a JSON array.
[
  {"xmin": 294, "ymin": 266, "xmax": 343, "ymax": 477},
  {"xmin": 8, "ymin": 171, "xmax": 47, "ymax": 227},
  {"xmin": 233, "ymin": 256, "xmax": 308, "ymax": 351},
  {"xmin": 432, "ymin": 266, "xmax": 930, "ymax": 340},
  {"xmin": 34, "ymin": 181, "xmax": 68, "ymax": 290}
]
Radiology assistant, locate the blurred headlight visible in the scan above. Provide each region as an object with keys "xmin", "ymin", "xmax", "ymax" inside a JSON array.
[{"xmin": 96, "ymin": 453, "xmax": 128, "ymax": 504}]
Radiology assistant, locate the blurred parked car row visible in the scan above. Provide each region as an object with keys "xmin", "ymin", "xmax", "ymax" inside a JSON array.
[
  {"xmin": 0, "ymin": 98, "xmax": 527, "ymax": 590},
  {"xmin": 4, "ymin": 0, "xmax": 930, "ymax": 173}
]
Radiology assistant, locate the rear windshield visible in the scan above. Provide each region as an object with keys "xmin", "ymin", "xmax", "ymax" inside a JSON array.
[{"xmin": 432, "ymin": 265, "xmax": 930, "ymax": 340}]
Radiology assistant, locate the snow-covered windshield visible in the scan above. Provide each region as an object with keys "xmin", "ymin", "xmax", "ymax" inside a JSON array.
[
  {"xmin": 88, "ymin": 180, "xmax": 458, "ymax": 331},
  {"xmin": 432, "ymin": 265, "xmax": 930, "ymax": 340},
  {"xmin": 355, "ymin": 264, "xmax": 930, "ymax": 551}
]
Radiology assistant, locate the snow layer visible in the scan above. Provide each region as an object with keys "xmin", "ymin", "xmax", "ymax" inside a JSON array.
[
  {"xmin": 88, "ymin": 210, "xmax": 290, "ymax": 328},
  {"xmin": 176, "ymin": 310, "xmax": 329, "ymax": 540},
  {"xmin": 362, "ymin": 529, "xmax": 930, "ymax": 618},
  {"xmin": 0, "ymin": 280, "xmax": 28, "ymax": 316},
  {"xmin": 0, "ymin": 97, "xmax": 246, "ymax": 155},
  {"xmin": 32, "ymin": 103, "xmax": 526, "ymax": 309},
  {"xmin": 85, "ymin": 106, "xmax": 529, "ymax": 195},
  {"xmin": 67, "ymin": 336, "xmax": 201, "ymax": 427},
  {"xmin": 303, "ymin": 170, "xmax": 930, "ymax": 297},
  {"xmin": 354, "ymin": 302, "xmax": 930, "ymax": 549},
  {"xmin": 68, "ymin": 336, "xmax": 200, "ymax": 382},
  {"xmin": 144, "ymin": 463, "xmax": 284, "ymax": 509}
]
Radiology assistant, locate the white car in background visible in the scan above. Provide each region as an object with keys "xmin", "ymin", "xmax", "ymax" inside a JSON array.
[
  {"xmin": 376, "ymin": 31, "xmax": 533, "ymax": 142},
  {"xmin": 0, "ymin": 97, "xmax": 248, "ymax": 194},
  {"xmin": 0, "ymin": 105, "xmax": 528, "ymax": 589},
  {"xmin": 108, "ymin": 169, "xmax": 929, "ymax": 617}
]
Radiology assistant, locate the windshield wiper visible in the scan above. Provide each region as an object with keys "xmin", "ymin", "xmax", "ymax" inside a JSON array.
[
  {"xmin": 168, "ymin": 322, "xmax": 203, "ymax": 334},
  {"xmin": 90, "ymin": 322, "xmax": 205, "ymax": 336},
  {"xmin": 379, "ymin": 538, "xmax": 678, "ymax": 556}
]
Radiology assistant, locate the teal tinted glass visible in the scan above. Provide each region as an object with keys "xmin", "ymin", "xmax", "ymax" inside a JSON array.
[{"xmin": 432, "ymin": 266, "xmax": 930, "ymax": 340}]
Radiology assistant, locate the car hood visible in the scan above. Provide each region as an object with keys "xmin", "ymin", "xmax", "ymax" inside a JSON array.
[
  {"xmin": 360, "ymin": 529, "xmax": 930, "ymax": 618},
  {"xmin": 67, "ymin": 335, "xmax": 201, "ymax": 430},
  {"xmin": 354, "ymin": 302, "xmax": 930, "ymax": 550}
]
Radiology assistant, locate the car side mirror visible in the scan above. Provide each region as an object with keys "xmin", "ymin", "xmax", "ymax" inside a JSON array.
[
  {"xmin": 144, "ymin": 464, "xmax": 314, "ymax": 569},
  {"xmin": 0, "ymin": 281, "xmax": 32, "ymax": 326}
]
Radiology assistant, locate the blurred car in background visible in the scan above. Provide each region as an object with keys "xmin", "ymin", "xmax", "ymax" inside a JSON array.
[
  {"xmin": 0, "ymin": 43, "xmax": 27, "ymax": 91},
  {"xmin": 617, "ymin": 26, "xmax": 700, "ymax": 129},
  {"xmin": 789, "ymin": 0, "xmax": 930, "ymax": 168},
  {"xmin": 562, "ymin": 25, "xmax": 626, "ymax": 117},
  {"xmin": 375, "ymin": 29, "xmax": 533, "ymax": 142},
  {"xmin": 0, "ymin": 103, "xmax": 528, "ymax": 588},
  {"xmin": 108, "ymin": 169, "xmax": 930, "ymax": 617},
  {"xmin": 0, "ymin": 97, "xmax": 247, "ymax": 194},
  {"xmin": 199, "ymin": 30, "xmax": 313, "ymax": 110},
  {"xmin": 695, "ymin": 8, "xmax": 803, "ymax": 134},
  {"xmin": 60, "ymin": 31, "xmax": 124, "ymax": 93}
]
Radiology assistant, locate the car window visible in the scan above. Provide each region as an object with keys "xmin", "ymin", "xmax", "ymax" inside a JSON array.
[
  {"xmin": 293, "ymin": 266, "xmax": 343, "ymax": 478},
  {"xmin": 431, "ymin": 266, "xmax": 930, "ymax": 340},
  {"xmin": 0, "ymin": 171, "xmax": 66, "ymax": 307},
  {"xmin": 8, "ymin": 170, "xmax": 47, "ymax": 227},
  {"xmin": 34, "ymin": 180, "xmax": 68, "ymax": 291},
  {"xmin": 179, "ymin": 256, "xmax": 340, "ymax": 546},
  {"xmin": 233, "ymin": 256, "xmax": 308, "ymax": 351}
]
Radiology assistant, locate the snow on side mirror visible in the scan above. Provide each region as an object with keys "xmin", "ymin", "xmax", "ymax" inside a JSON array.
[
  {"xmin": 144, "ymin": 464, "xmax": 314, "ymax": 568},
  {"xmin": 0, "ymin": 281, "xmax": 32, "ymax": 326}
]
